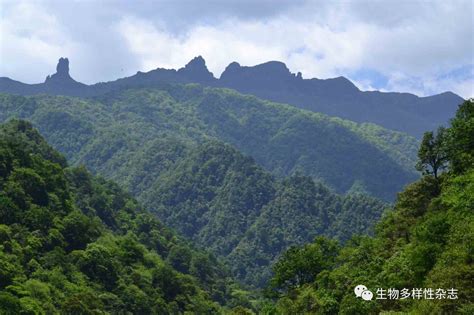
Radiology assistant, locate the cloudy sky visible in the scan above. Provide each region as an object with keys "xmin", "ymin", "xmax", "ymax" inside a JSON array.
[{"xmin": 1, "ymin": 0, "xmax": 473, "ymax": 98}]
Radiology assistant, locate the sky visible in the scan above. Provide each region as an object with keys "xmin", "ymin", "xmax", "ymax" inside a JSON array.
[{"xmin": 0, "ymin": 0, "xmax": 473, "ymax": 98}]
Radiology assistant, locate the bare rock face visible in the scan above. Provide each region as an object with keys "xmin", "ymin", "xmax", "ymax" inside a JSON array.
[
  {"xmin": 45, "ymin": 57, "xmax": 73, "ymax": 83},
  {"xmin": 177, "ymin": 56, "xmax": 215, "ymax": 82},
  {"xmin": 56, "ymin": 57, "xmax": 70, "ymax": 77},
  {"xmin": 42, "ymin": 57, "xmax": 88, "ymax": 95}
]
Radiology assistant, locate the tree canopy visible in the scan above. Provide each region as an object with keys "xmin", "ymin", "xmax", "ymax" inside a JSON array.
[
  {"xmin": 269, "ymin": 100, "xmax": 474, "ymax": 314},
  {"xmin": 0, "ymin": 120, "xmax": 254, "ymax": 314}
]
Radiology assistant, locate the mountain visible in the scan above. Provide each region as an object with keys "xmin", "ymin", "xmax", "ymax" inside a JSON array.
[
  {"xmin": 0, "ymin": 120, "xmax": 256, "ymax": 314},
  {"xmin": 0, "ymin": 87, "xmax": 402, "ymax": 287},
  {"xmin": 217, "ymin": 61, "xmax": 464, "ymax": 137},
  {"xmin": 0, "ymin": 85, "xmax": 418, "ymax": 201},
  {"xmin": 267, "ymin": 100, "xmax": 474, "ymax": 314},
  {"xmin": 0, "ymin": 57, "xmax": 214, "ymax": 98},
  {"xmin": 0, "ymin": 57, "xmax": 464, "ymax": 137},
  {"xmin": 144, "ymin": 142, "xmax": 387, "ymax": 287},
  {"xmin": 0, "ymin": 58, "xmax": 89, "ymax": 97}
]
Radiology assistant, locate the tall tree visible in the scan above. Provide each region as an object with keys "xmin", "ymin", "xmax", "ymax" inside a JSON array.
[
  {"xmin": 416, "ymin": 127, "xmax": 448, "ymax": 179},
  {"xmin": 447, "ymin": 99, "xmax": 474, "ymax": 174}
]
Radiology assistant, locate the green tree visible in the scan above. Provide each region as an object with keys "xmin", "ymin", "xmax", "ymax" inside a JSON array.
[
  {"xmin": 271, "ymin": 100, "xmax": 474, "ymax": 314},
  {"xmin": 0, "ymin": 292, "xmax": 21, "ymax": 314},
  {"xmin": 0, "ymin": 120, "xmax": 241, "ymax": 313},
  {"xmin": 270, "ymin": 237, "xmax": 339, "ymax": 293},
  {"xmin": 167, "ymin": 244, "xmax": 192, "ymax": 274},
  {"xmin": 447, "ymin": 99, "xmax": 474, "ymax": 174},
  {"xmin": 416, "ymin": 127, "xmax": 448, "ymax": 179}
]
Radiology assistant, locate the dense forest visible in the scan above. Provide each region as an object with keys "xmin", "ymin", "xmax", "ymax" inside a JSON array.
[
  {"xmin": 1, "ymin": 100, "xmax": 471, "ymax": 314},
  {"xmin": 0, "ymin": 120, "xmax": 257, "ymax": 314},
  {"xmin": 0, "ymin": 85, "xmax": 419, "ymax": 202},
  {"xmin": 1, "ymin": 1, "xmax": 471, "ymax": 314},
  {"xmin": 145, "ymin": 141, "xmax": 387, "ymax": 287},
  {"xmin": 0, "ymin": 86, "xmax": 397, "ymax": 288},
  {"xmin": 0, "ymin": 87, "xmax": 470, "ymax": 314},
  {"xmin": 266, "ymin": 100, "xmax": 474, "ymax": 314}
]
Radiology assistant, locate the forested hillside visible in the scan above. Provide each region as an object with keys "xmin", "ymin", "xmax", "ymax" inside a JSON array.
[
  {"xmin": 1, "ymin": 1, "xmax": 470, "ymax": 314},
  {"xmin": 268, "ymin": 100, "xmax": 474, "ymax": 314},
  {"xmin": 0, "ymin": 120, "xmax": 253, "ymax": 314},
  {"xmin": 0, "ymin": 86, "xmax": 414, "ymax": 288},
  {"xmin": 145, "ymin": 142, "xmax": 387, "ymax": 287},
  {"xmin": 0, "ymin": 84, "xmax": 419, "ymax": 201}
]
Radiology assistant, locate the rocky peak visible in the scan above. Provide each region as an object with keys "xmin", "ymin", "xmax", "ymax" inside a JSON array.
[
  {"xmin": 177, "ymin": 56, "xmax": 215, "ymax": 82},
  {"xmin": 184, "ymin": 56, "xmax": 206, "ymax": 69},
  {"xmin": 45, "ymin": 57, "xmax": 73, "ymax": 83},
  {"xmin": 56, "ymin": 57, "xmax": 70, "ymax": 76},
  {"xmin": 43, "ymin": 57, "xmax": 87, "ymax": 92},
  {"xmin": 223, "ymin": 61, "xmax": 241, "ymax": 72}
]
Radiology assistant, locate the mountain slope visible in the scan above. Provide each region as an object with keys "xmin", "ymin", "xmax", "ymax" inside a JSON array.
[
  {"xmin": 0, "ymin": 119, "xmax": 388, "ymax": 291},
  {"xmin": 143, "ymin": 141, "xmax": 387, "ymax": 287},
  {"xmin": 0, "ymin": 85, "xmax": 419, "ymax": 201},
  {"xmin": 193, "ymin": 87, "xmax": 419, "ymax": 200},
  {"xmin": 268, "ymin": 100, "xmax": 474, "ymax": 314},
  {"xmin": 0, "ymin": 87, "xmax": 418, "ymax": 288},
  {"xmin": 226, "ymin": 176, "xmax": 386, "ymax": 287},
  {"xmin": 0, "ymin": 120, "xmax": 249, "ymax": 314},
  {"xmin": 0, "ymin": 94, "xmax": 395, "ymax": 286},
  {"xmin": 0, "ymin": 57, "xmax": 464, "ymax": 137}
]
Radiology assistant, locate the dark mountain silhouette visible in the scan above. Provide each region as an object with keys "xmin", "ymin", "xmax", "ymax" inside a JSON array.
[
  {"xmin": 0, "ymin": 56, "xmax": 464, "ymax": 136},
  {"xmin": 216, "ymin": 61, "xmax": 464, "ymax": 136},
  {"xmin": 0, "ymin": 57, "xmax": 88, "ymax": 96}
]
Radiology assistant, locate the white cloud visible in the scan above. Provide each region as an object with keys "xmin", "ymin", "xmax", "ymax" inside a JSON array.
[
  {"xmin": 0, "ymin": 1, "xmax": 77, "ymax": 83},
  {"xmin": 1, "ymin": 0, "xmax": 473, "ymax": 98}
]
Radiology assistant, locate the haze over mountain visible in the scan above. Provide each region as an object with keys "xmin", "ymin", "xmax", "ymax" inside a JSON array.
[{"xmin": 0, "ymin": 57, "xmax": 464, "ymax": 137}]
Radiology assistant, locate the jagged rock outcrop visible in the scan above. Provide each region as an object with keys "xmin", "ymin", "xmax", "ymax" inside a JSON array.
[
  {"xmin": 0, "ymin": 56, "xmax": 464, "ymax": 137},
  {"xmin": 42, "ymin": 57, "xmax": 88, "ymax": 95},
  {"xmin": 177, "ymin": 56, "xmax": 216, "ymax": 82},
  {"xmin": 45, "ymin": 57, "xmax": 67, "ymax": 80}
]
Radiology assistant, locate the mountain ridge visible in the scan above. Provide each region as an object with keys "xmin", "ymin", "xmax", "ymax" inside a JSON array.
[
  {"xmin": 0, "ymin": 57, "xmax": 464, "ymax": 137},
  {"xmin": 0, "ymin": 85, "xmax": 419, "ymax": 201}
]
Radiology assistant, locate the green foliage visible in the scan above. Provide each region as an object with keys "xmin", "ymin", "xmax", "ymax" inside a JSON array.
[
  {"xmin": 0, "ymin": 87, "xmax": 418, "ymax": 289},
  {"xmin": 146, "ymin": 142, "xmax": 386, "ymax": 287},
  {"xmin": 0, "ymin": 117, "xmax": 388, "ymax": 290},
  {"xmin": 271, "ymin": 100, "xmax": 474, "ymax": 314},
  {"xmin": 0, "ymin": 86, "xmax": 418, "ymax": 202},
  {"xmin": 447, "ymin": 99, "xmax": 474, "ymax": 174},
  {"xmin": 270, "ymin": 237, "xmax": 339, "ymax": 292},
  {"xmin": 416, "ymin": 127, "xmax": 448, "ymax": 179},
  {"xmin": 0, "ymin": 120, "xmax": 248, "ymax": 313}
]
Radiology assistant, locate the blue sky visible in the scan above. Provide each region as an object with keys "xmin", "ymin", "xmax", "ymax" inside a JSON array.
[{"xmin": 1, "ymin": 0, "xmax": 473, "ymax": 98}]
